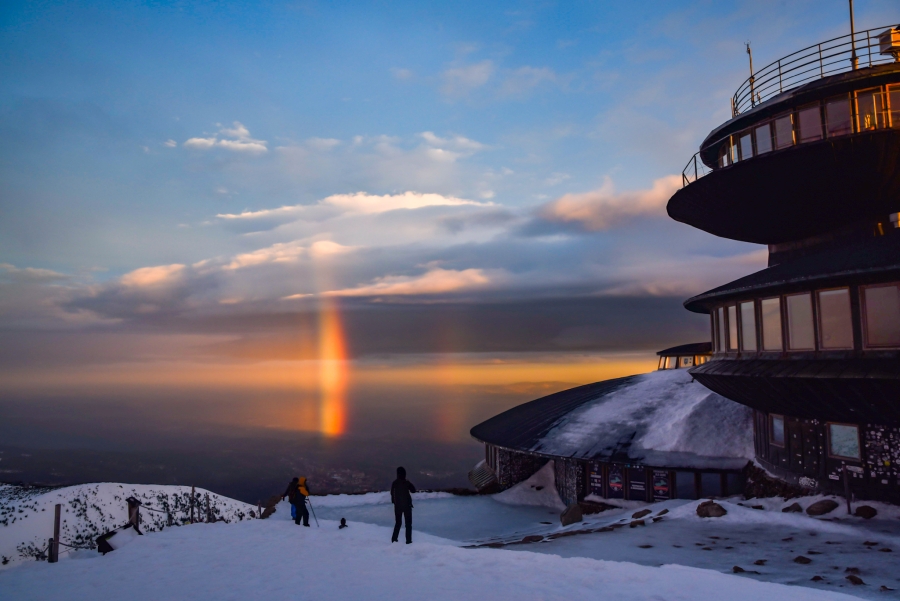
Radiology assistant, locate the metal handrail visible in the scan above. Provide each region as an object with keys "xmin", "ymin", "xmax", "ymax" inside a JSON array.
[
  {"xmin": 732, "ymin": 24, "xmax": 899, "ymax": 116},
  {"xmin": 681, "ymin": 152, "xmax": 712, "ymax": 187}
]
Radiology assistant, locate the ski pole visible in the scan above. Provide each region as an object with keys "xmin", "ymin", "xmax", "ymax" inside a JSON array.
[{"xmin": 307, "ymin": 497, "xmax": 319, "ymax": 527}]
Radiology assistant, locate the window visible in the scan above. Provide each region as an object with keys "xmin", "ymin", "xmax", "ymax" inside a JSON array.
[
  {"xmin": 862, "ymin": 284, "xmax": 900, "ymax": 347},
  {"xmin": 740, "ymin": 301, "xmax": 757, "ymax": 351},
  {"xmin": 658, "ymin": 356, "xmax": 666, "ymax": 370},
  {"xmin": 824, "ymin": 95, "xmax": 852, "ymax": 137},
  {"xmin": 717, "ymin": 143, "xmax": 730, "ymax": 168},
  {"xmin": 857, "ymin": 88, "xmax": 886, "ymax": 131},
  {"xmin": 717, "ymin": 307, "xmax": 726, "ymax": 352},
  {"xmin": 774, "ymin": 115, "xmax": 794, "ymax": 149},
  {"xmin": 797, "ymin": 104, "xmax": 823, "ymax": 143},
  {"xmin": 786, "ymin": 293, "xmax": 815, "ymax": 350},
  {"xmin": 817, "ymin": 288, "xmax": 853, "ymax": 349},
  {"xmin": 889, "ymin": 84, "xmax": 900, "ymax": 128},
  {"xmin": 754, "ymin": 123, "xmax": 773, "ymax": 154},
  {"xmin": 664, "ymin": 356, "xmax": 674, "ymax": 369},
  {"xmin": 770, "ymin": 415, "xmax": 785, "ymax": 446},
  {"xmin": 738, "ymin": 132, "xmax": 753, "ymax": 161},
  {"xmin": 828, "ymin": 423, "xmax": 860, "ymax": 460},
  {"xmin": 694, "ymin": 355, "xmax": 709, "ymax": 366},
  {"xmin": 680, "ymin": 356, "xmax": 694, "ymax": 368},
  {"xmin": 761, "ymin": 297, "xmax": 783, "ymax": 351},
  {"xmin": 727, "ymin": 305, "xmax": 738, "ymax": 351}
]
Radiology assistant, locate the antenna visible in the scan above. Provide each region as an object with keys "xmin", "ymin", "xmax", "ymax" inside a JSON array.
[
  {"xmin": 849, "ymin": 0, "xmax": 858, "ymax": 70},
  {"xmin": 746, "ymin": 42, "xmax": 756, "ymax": 106}
]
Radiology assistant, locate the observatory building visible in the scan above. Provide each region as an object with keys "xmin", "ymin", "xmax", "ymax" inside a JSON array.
[{"xmin": 670, "ymin": 24, "xmax": 900, "ymax": 503}]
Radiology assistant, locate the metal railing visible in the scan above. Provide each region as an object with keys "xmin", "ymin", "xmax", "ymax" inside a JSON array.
[
  {"xmin": 733, "ymin": 24, "xmax": 899, "ymax": 116},
  {"xmin": 681, "ymin": 152, "xmax": 713, "ymax": 187}
]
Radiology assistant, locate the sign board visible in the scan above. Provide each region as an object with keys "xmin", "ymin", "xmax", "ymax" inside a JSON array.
[
  {"xmin": 607, "ymin": 464, "xmax": 624, "ymax": 499},
  {"xmin": 628, "ymin": 467, "xmax": 646, "ymax": 501},
  {"xmin": 652, "ymin": 470, "xmax": 670, "ymax": 501},
  {"xmin": 589, "ymin": 462, "xmax": 604, "ymax": 497}
]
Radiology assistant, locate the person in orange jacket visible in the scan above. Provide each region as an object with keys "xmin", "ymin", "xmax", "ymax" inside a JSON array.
[{"xmin": 282, "ymin": 477, "xmax": 310, "ymax": 526}]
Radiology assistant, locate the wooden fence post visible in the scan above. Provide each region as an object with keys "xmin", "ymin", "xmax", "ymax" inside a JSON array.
[
  {"xmin": 190, "ymin": 486, "xmax": 195, "ymax": 524},
  {"xmin": 205, "ymin": 493, "xmax": 210, "ymax": 523},
  {"xmin": 49, "ymin": 504, "xmax": 61, "ymax": 563}
]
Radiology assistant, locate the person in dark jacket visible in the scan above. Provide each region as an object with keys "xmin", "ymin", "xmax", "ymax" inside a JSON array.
[
  {"xmin": 390, "ymin": 466, "xmax": 416, "ymax": 544},
  {"xmin": 282, "ymin": 477, "xmax": 299, "ymax": 521},
  {"xmin": 283, "ymin": 476, "xmax": 311, "ymax": 526}
]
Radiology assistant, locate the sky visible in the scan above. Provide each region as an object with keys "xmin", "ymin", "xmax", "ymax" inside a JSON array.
[{"xmin": 1, "ymin": 1, "xmax": 898, "ymax": 440}]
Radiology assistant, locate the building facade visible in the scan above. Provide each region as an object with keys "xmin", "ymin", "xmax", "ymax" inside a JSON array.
[{"xmin": 669, "ymin": 25, "xmax": 900, "ymax": 503}]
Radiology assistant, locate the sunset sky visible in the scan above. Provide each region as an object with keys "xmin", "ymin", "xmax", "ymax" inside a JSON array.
[{"xmin": 1, "ymin": 1, "xmax": 897, "ymax": 440}]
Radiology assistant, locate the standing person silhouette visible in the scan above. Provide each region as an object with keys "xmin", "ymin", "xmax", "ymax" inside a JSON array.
[{"xmin": 390, "ymin": 466, "xmax": 416, "ymax": 544}]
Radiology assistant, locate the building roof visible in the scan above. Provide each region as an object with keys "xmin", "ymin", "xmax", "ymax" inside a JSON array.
[
  {"xmin": 657, "ymin": 342, "xmax": 712, "ymax": 357},
  {"xmin": 470, "ymin": 369, "xmax": 753, "ymax": 470},
  {"xmin": 684, "ymin": 232, "xmax": 900, "ymax": 313}
]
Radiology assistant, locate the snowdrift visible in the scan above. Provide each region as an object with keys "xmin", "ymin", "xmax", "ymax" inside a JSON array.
[{"xmin": 0, "ymin": 483, "xmax": 255, "ymax": 568}]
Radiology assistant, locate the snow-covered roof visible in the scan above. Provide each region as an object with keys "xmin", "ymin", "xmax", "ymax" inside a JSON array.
[{"xmin": 471, "ymin": 369, "xmax": 753, "ymax": 470}]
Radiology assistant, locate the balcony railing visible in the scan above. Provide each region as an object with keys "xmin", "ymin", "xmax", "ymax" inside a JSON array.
[
  {"xmin": 733, "ymin": 24, "xmax": 899, "ymax": 116},
  {"xmin": 681, "ymin": 152, "xmax": 713, "ymax": 187}
]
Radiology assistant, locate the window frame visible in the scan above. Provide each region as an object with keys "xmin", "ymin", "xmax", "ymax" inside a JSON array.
[
  {"xmin": 824, "ymin": 94, "xmax": 853, "ymax": 138},
  {"xmin": 796, "ymin": 103, "xmax": 824, "ymax": 143},
  {"xmin": 856, "ymin": 86, "xmax": 886, "ymax": 131},
  {"xmin": 773, "ymin": 113, "xmax": 795, "ymax": 149},
  {"xmin": 717, "ymin": 307, "xmax": 726, "ymax": 353},
  {"xmin": 727, "ymin": 305, "xmax": 739, "ymax": 352},
  {"xmin": 816, "ymin": 287, "xmax": 854, "ymax": 350},
  {"xmin": 826, "ymin": 422, "xmax": 862, "ymax": 461},
  {"xmin": 860, "ymin": 282, "xmax": 900, "ymax": 349},
  {"xmin": 754, "ymin": 121, "xmax": 773, "ymax": 155},
  {"xmin": 739, "ymin": 300, "xmax": 757, "ymax": 352},
  {"xmin": 760, "ymin": 296, "xmax": 784, "ymax": 351},
  {"xmin": 769, "ymin": 414, "xmax": 786, "ymax": 448}
]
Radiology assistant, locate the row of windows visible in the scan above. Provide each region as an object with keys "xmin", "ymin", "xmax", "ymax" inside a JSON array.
[
  {"xmin": 717, "ymin": 84, "xmax": 900, "ymax": 168},
  {"xmin": 657, "ymin": 355, "xmax": 710, "ymax": 370},
  {"xmin": 712, "ymin": 282, "xmax": 900, "ymax": 353},
  {"xmin": 770, "ymin": 415, "xmax": 861, "ymax": 461}
]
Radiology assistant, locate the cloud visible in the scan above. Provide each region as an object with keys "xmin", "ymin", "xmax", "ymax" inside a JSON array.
[
  {"xmin": 324, "ymin": 267, "xmax": 490, "ymax": 297},
  {"xmin": 538, "ymin": 175, "xmax": 682, "ymax": 231},
  {"xmin": 184, "ymin": 121, "xmax": 267, "ymax": 153},
  {"xmin": 441, "ymin": 61, "xmax": 494, "ymax": 97},
  {"xmin": 120, "ymin": 264, "xmax": 186, "ymax": 287},
  {"xmin": 323, "ymin": 192, "xmax": 487, "ymax": 214},
  {"xmin": 419, "ymin": 132, "xmax": 486, "ymax": 155},
  {"xmin": 499, "ymin": 66, "xmax": 558, "ymax": 96},
  {"xmin": 0, "ymin": 263, "xmax": 68, "ymax": 282},
  {"xmin": 163, "ymin": 139, "xmax": 177, "ymax": 148},
  {"xmin": 391, "ymin": 67, "xmax": 413, "ymax": 80}
]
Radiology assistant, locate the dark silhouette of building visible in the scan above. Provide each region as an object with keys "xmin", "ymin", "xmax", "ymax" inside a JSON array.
[{"xmin": 669, "ymin": 24, "xmax": 900, "ymax": 503}]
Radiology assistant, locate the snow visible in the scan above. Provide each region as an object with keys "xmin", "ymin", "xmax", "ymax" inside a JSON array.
[
  {"xmin": 534, "ymin": 369, "xmax": 754, "ymax": 469},
  {"xmin": 0, "ymin": 482, "xmax": 255, "ymax": 568},
  {"xmin": 0, "ymin": 490, "xmax": 870, "ymax": 601},
  {"xmin": 493, "ymin": 460, "xmax": 566, "ymax": 511}
]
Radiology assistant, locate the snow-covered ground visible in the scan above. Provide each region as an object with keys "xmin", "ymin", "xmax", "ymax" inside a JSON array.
[{"xmin": 3, "ymin": 481, "xmax": 899, "ymax": 600}]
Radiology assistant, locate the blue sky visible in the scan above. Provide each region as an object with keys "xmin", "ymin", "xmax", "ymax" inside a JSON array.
[{"xmin": 1, "ymin": 0, "xmax": 897, "ymax": 365}]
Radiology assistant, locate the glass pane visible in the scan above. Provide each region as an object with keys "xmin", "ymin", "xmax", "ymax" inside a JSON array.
[
  {"xmin": 829, "ymin": 424, "xmax": 860, "ymax": 459},
  {"xmin": 818, "ymin": 288, "xmax": 853, "ymax": 349},
  {"xmin": 771, "ymin": 415, "xmax": 785, "ymax": 445},
  {"xmin": 786, "ymin": 293, "xmax": 814, "ymax": 350},
  {"xmin": 727, "ymin": 305, "xmax": 738, "ymax": 350},
  {"xmin": 857, "ymin": 88, "xmax": 886, "ymax": 131},
  {"xmin": 797, "ymin": 105, "xmax": 823, "ymax": 143},
  {"xmin": 739, "ymin": 133, "xmax": 753, "ymax": 160},
  {"xmin": 863, "ymin": 284, "xmax": 900, "ymax": 347},
  {"xmin": 718, "ymin": 144, "xmax": 729, "ymax": 167},
  {"xmin": 658, "ymin": 356, "xmax": 666, "ymax": 370},
  {"xmin": 761, "ymin": 297, "xmax": 783, "ymax": 351},
  {"xmin": 774, "ymin": 115, "xmax": 794, "ymax": 149},
  {"xmin": 740, "ymin": 301, "xmax": 757, "ymax": 351},
  {"xmin": 824, "ymin": 96, "xmax": 852, "ymax": 137},
  {"xmin": 889, "ymin": 84, "xmax": 900, "ymax": 128},
  {"xmin": 665, "ymin": 356, "xmax": 674, "ymax": 369},
  {"xmin": 717, "ymin": 307, "xmax": 725, "ymax": 351},
  {"xmin": 755, "ymin": 123, "xmax": 772, "ymax": 154}
]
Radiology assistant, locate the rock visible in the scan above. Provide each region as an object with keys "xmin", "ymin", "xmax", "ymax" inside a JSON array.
[
  {"xmin": 751, "ymin": 505, "xmax": 764, "ymax": 510},
  {"xmin": 753, "ymin": 559, "xmax": 767, "ymax": 566},
  {"xmin": 638, "ymin": 544, "xmax": 652, "ymax": 548},
  {"xmin": 806, "ymin": 499, "xmax": 839, "ymax": 516},
  {"xmin": 520, "ymin": 535, "xmax": 543, "ymax": 544},
  {"xmin": 651, "ymin": 516, "xmax": 664, "ymax": 523},
  {"xmin": 260, "ymin": 506, "xmax": 276, "ymax": 519},
  {"xmin": 632, "ymin": 509, "xmax": 652, "ymax": 519},
  {"xmin": 880, "ymin": 585, "xmax": 895, "ymax": 592},
  {"xmin": 782, "ymin": 537, "xmax": 793, "ymax": 542},
  {"xmin": 782, "ymin": 502, "xmax": 803, "ymax": 513},
  {"xmin": 655, "ymin": 508, "xmax": 669, "ymax": 516},
  {"xmin": 845, "ymin": 575, "xmax": 865, "ymax": 585},
  {"xmin": 863, "ymin": 541, "xmax": 878, "ymax": 546},
  {"xmin": 808, "ymin": 550, "xmax": 822, "ymax": 555},
  {"xmin": 879, "ymin": 548, "xmax": 893, "ymax": 552},
  {"xmin": 811, "ymin": 576, "xmax": 824, "ymax": 582},
  {"xmin": 264, "ymin": 495, "xmax": 282, "ymax": 509},
  {"xmin": 844, "ymin": 567, "xmax": 860, "ymax": 574},
  {"xmin": 793, "ymin": 556, "xmax": 812, "ymax": 564},
  {"xmin": 629, "ymin": 519, "xmax": 645, "ymax": 528},
  {"xmin": 560, "ymin": 503, "xmax": 583, "ymax": 527},
  {"xmin": 854, "ymin": 505, "xmax": 877, "ymax": 519},
  {"xmin": 732, "ymin": 566, "xmax": 745, "ymax": 573},
  {"xmin": 696, "ymin": 500, "xmax": 727, "ymax": 518}
]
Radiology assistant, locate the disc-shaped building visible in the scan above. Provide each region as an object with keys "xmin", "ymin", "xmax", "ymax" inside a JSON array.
[{"xmin": 670, "ymin": 24, "xmax": 900, "ymax": 503}]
